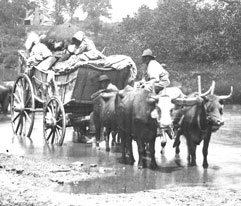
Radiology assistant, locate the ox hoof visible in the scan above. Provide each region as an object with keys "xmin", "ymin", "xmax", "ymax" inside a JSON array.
[
  {"xmin": 188, "ymin": 162, "xmax": 197, "ymax": 167},
  {"xmin": 203, "ymin": 163, "xmax": 208, "ymax": 169},
  {"xmin": 106, "ymin": 148, "xmax": 110, "ymax": 152},
  {"xmin": 127, "ymin": 158, "xmax": 135, "ymax": 165},
  {"xmin": 150, "ymin": 162, "xmax": 158, "ymax": 170},
  {"xmin": 119, "ymin": 157, "xmax": 126, "ymax": 164}
]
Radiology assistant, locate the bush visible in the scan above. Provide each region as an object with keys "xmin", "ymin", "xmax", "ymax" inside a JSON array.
[{"xmin": 3, "ymin": 53, "xmax": 18, "ymax": 69}]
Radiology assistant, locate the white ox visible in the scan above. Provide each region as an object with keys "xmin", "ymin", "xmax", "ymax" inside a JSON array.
[{"xmin": 150, "ymin": 87, "xmax": 186, "ymax": 153}]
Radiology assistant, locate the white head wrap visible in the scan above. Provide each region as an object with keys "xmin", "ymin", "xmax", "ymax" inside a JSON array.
[
  {"xmin": 25, "ymin": 32, "xmax": 40, "ymax": 50},
  {"xmin": 72, "ymin": 31, "xmax": 85, "ymax": 42}
]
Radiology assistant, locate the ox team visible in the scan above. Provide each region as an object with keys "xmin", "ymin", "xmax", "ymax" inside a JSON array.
[{"xmin": 90, "ymin": 48, "xmax": 232, "ymax": 169}]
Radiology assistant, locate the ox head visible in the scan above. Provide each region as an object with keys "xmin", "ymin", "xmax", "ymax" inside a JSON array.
[
  {"xmin": 172, "ymin": 83, "xmax": 233, "ymax": 132},
  {"xmin": 202, "ymin": 86, "xmax": 233, "ymax": 131},
  {"xmin": 150, "ymin": 87, "xmax": 187, "ymax": 131}
]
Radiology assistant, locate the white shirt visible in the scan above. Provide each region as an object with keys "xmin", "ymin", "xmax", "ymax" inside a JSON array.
[{"xmin": 146, "ymin": 60, "xmax": 168, "ymax": 80}]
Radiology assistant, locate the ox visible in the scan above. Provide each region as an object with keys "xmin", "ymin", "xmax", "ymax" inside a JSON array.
[
  {"xmin": 92, "ymin": 90, "xmax": 119, "ymax": 151},
  {"xmin": 0, "ymin": 82, "xmax": 13, "ymax": 115},
  {"xmin": 116, "ymin": 86, "xmax": 184, "ymax": 169},
  {"xmin": 150, "ymin": 87, "xmax": 186, "ymax": 154},
  {"xmin": 172, "ymin": 85, "xmax": 233, "ymax": 168},
  {"xmin": 116, "ymin": 87, "xmax": 158, "ymax": 169}
]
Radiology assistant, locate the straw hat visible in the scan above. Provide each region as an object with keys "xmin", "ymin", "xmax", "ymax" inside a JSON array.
[
  {"xmin": 98, "ymin": 75, "xmax": 110, "ymax": 82},
  {"xmin": 142, "ymin": 49, "xmax": 156, "ymax": 58}
]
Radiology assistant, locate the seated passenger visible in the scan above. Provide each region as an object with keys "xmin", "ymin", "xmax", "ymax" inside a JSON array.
[
  {"xmin": 70, "ymin": 31, "xmax": 106, "ymax": 61},
  {"xmin": 25, "ymin": 32, "xmax": 52, "ymax": 70},
  {"xmin": 141, "ymin": 49, "xmax": 170, "ymax": 94}
]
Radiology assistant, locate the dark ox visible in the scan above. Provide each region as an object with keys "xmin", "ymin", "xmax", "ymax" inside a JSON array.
[
  {"xmin": 92, "ymin": 91, "xmax": 119, "ymax": 151},
  {"xmin": 116, "ymin": 86, "xmax": 159, "ymax": 169},
  {"xmin": 172, "ymin": 86, "xmax": 233, "ymax": 168},
  {"xmin": 0, "ymin": 82, "xmax": 13, "ymax": 115}
]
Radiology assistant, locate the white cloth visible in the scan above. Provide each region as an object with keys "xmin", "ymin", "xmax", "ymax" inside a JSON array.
[
  {"xmin": 145, "ymin": 59, "xmax": 170, "ymax": 88},
  {"xmin": 27, "ymin": 43, "xmax": 52, "ymax": 67}
]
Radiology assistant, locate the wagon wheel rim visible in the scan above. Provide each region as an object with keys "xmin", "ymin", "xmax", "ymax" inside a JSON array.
[
  {"xmin": 11, "ymin": 74, "xmax": 35, "ymax": 138},
  {"xmin": 43, "ymin": 97, "xmax": 66, "ymax": 146}
]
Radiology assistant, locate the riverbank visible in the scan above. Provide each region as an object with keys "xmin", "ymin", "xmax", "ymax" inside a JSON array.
[{"xmin": 0, "ymin": 152, "xmax": 240, "ymax": 206}]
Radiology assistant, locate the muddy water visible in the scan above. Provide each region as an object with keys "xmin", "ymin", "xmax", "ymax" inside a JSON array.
[{"xmin": 1, "ymin": 105, "xmax": 241, "ymax": 194}]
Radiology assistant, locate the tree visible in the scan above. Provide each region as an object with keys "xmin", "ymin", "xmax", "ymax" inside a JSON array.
[
  {"xmin": 61, "ymin": 0, "xmax": 82, "ymax": 20},
  {"xmin": 80, "ymin": 0, "xmax": 112, "ymax": 36}
]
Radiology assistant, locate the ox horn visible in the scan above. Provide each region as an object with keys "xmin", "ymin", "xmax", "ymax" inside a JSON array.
[
  {"xmin": 200, "ymin": 80, "xmax": 215, "ymax": 97},
  {"xmin": 218, "ymin": 86, "xmax": 233, "ymax": 100}
]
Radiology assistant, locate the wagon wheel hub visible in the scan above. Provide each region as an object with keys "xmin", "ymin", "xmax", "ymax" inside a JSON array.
[
  {"xmin": 46, "ymin": 116, "xmax": 57, "ymax": 127},
  {"xmin": 14, "ymin": 103, "xmax": 25, "ymax": 112}
]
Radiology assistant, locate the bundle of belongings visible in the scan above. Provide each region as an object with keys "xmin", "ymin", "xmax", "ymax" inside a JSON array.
[{"xmin": 24, "ymin": 30, "xmax": 137, "ymax": 82}]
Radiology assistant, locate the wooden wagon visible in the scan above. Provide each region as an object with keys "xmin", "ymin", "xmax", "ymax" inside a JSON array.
[{"xmin": 11, "ymin": 51, "xmax": 136, "ymax": 146}]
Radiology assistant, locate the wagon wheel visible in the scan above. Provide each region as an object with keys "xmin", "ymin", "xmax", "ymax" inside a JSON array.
[
  {"xmin": 11, "ymin": 74, "xmax": 35, "ymax": 138},
  {"xmin": 43, "ymin": 96, "xmax": 66, "ymax": 146}
]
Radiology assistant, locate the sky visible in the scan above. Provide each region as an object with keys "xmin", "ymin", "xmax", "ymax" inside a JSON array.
[
  {"xmin": 109, "ymin": 0, "xmax": 158, "ymax": 22},
  {"xmin": 72, "ymin": 0, "xmax": 159, "ymax": 22}
]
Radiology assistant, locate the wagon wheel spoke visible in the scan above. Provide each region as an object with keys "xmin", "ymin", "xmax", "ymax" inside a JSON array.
[
  {"xmin": 15, "ymin": 114, "xmax": 23, "ymax": 134},
  {"xmin": 56, "ymin": 118, "xmax": 63, "ymax": 124},
  {"xmin": 46, "ymin": 129, "xmax": 53, "ymax": 142},
  {"xmin": 24, "ymin": 95, "xmax": 31, "ymax": 107},
  {"xmin": 22, "ymin": 116, "xmax": 26, "ymax": 136},
  {"xmin": 55, "ymin": 105, "xmax": 60, "ymax": 119},
  {"xmin": 13, "ymin": 113, "xmax": 21, "ymax": 123},
  {"xmin": 13, "ymin": 93, "xmax": 21, "ymax": 104},
  {"xmin": 51, "ymin": 129, "xmax": 56, "ymax": 144},
  {"xmin": 24, "ymin": 111, "xmax": 32, "ymax": 122},
  {"xmin": 55, "ymin": 129, "xmax": 61, "ymax": 144}
]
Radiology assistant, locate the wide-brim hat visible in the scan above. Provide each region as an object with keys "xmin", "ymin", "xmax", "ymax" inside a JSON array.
[
  {"xmin": 142, "ymin": 49, "xmax": 156, "ymax": 58},
  {"xmin": 98, "ymin": 74, "xmax": 110, "ymax": 82}
]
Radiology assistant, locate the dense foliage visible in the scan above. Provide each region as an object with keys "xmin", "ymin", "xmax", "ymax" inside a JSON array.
[
  {"xmin": 0, "ymin": 0, "xmax": 240, "ymax": 102},
  {"xmin": 98, "ymin": 0, "xmax": 241, "ymax": 65}
]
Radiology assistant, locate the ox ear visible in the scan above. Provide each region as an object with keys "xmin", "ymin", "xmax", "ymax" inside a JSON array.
[{"xmin": 171, "ymin": 97, "xmax": 202, "ymax": 106}]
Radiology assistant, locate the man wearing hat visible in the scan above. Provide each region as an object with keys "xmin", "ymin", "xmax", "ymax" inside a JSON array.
[
  {"xmin": 87, "ymin": 74, "xmax": 118, "ymax": 144},
  {"xmin": 98, "ymin": 74, "xmax": 118, "ymax": 91},
  {"xmin": 141, "ymin": 49, "xmax": 170, "ymax": 94}
]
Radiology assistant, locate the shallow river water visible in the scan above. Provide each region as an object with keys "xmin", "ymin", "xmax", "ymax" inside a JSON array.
[{"xmin": 0, "ymin": 104, "xmax": 241, "ymax": 194}]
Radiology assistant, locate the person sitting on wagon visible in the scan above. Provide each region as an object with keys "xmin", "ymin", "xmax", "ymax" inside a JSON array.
[
  {"xmin": 141, "ymin": 49, "xmax": 170, "ymax": 94},
  {"xmin": 70, "ymin": 31, "xmax": 106, "ymax": 61},
  {"xmin": 24, "ymin": 32, "xmax": 52, "ymax": 72}
]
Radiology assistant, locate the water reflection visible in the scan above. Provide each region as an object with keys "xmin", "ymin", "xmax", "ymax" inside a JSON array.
[{"xmin": 1, "ymin": 106, "xmax": 241, "ymax": 194}]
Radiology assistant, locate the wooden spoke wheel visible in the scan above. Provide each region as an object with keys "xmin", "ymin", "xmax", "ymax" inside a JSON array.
[
  {"xmin": 11, "ymin": 74, "xmax": 35, "ymax": 137},
  {"xmin": 43, "ymin": 97, "xmax": 66, "ymax": 146}
]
